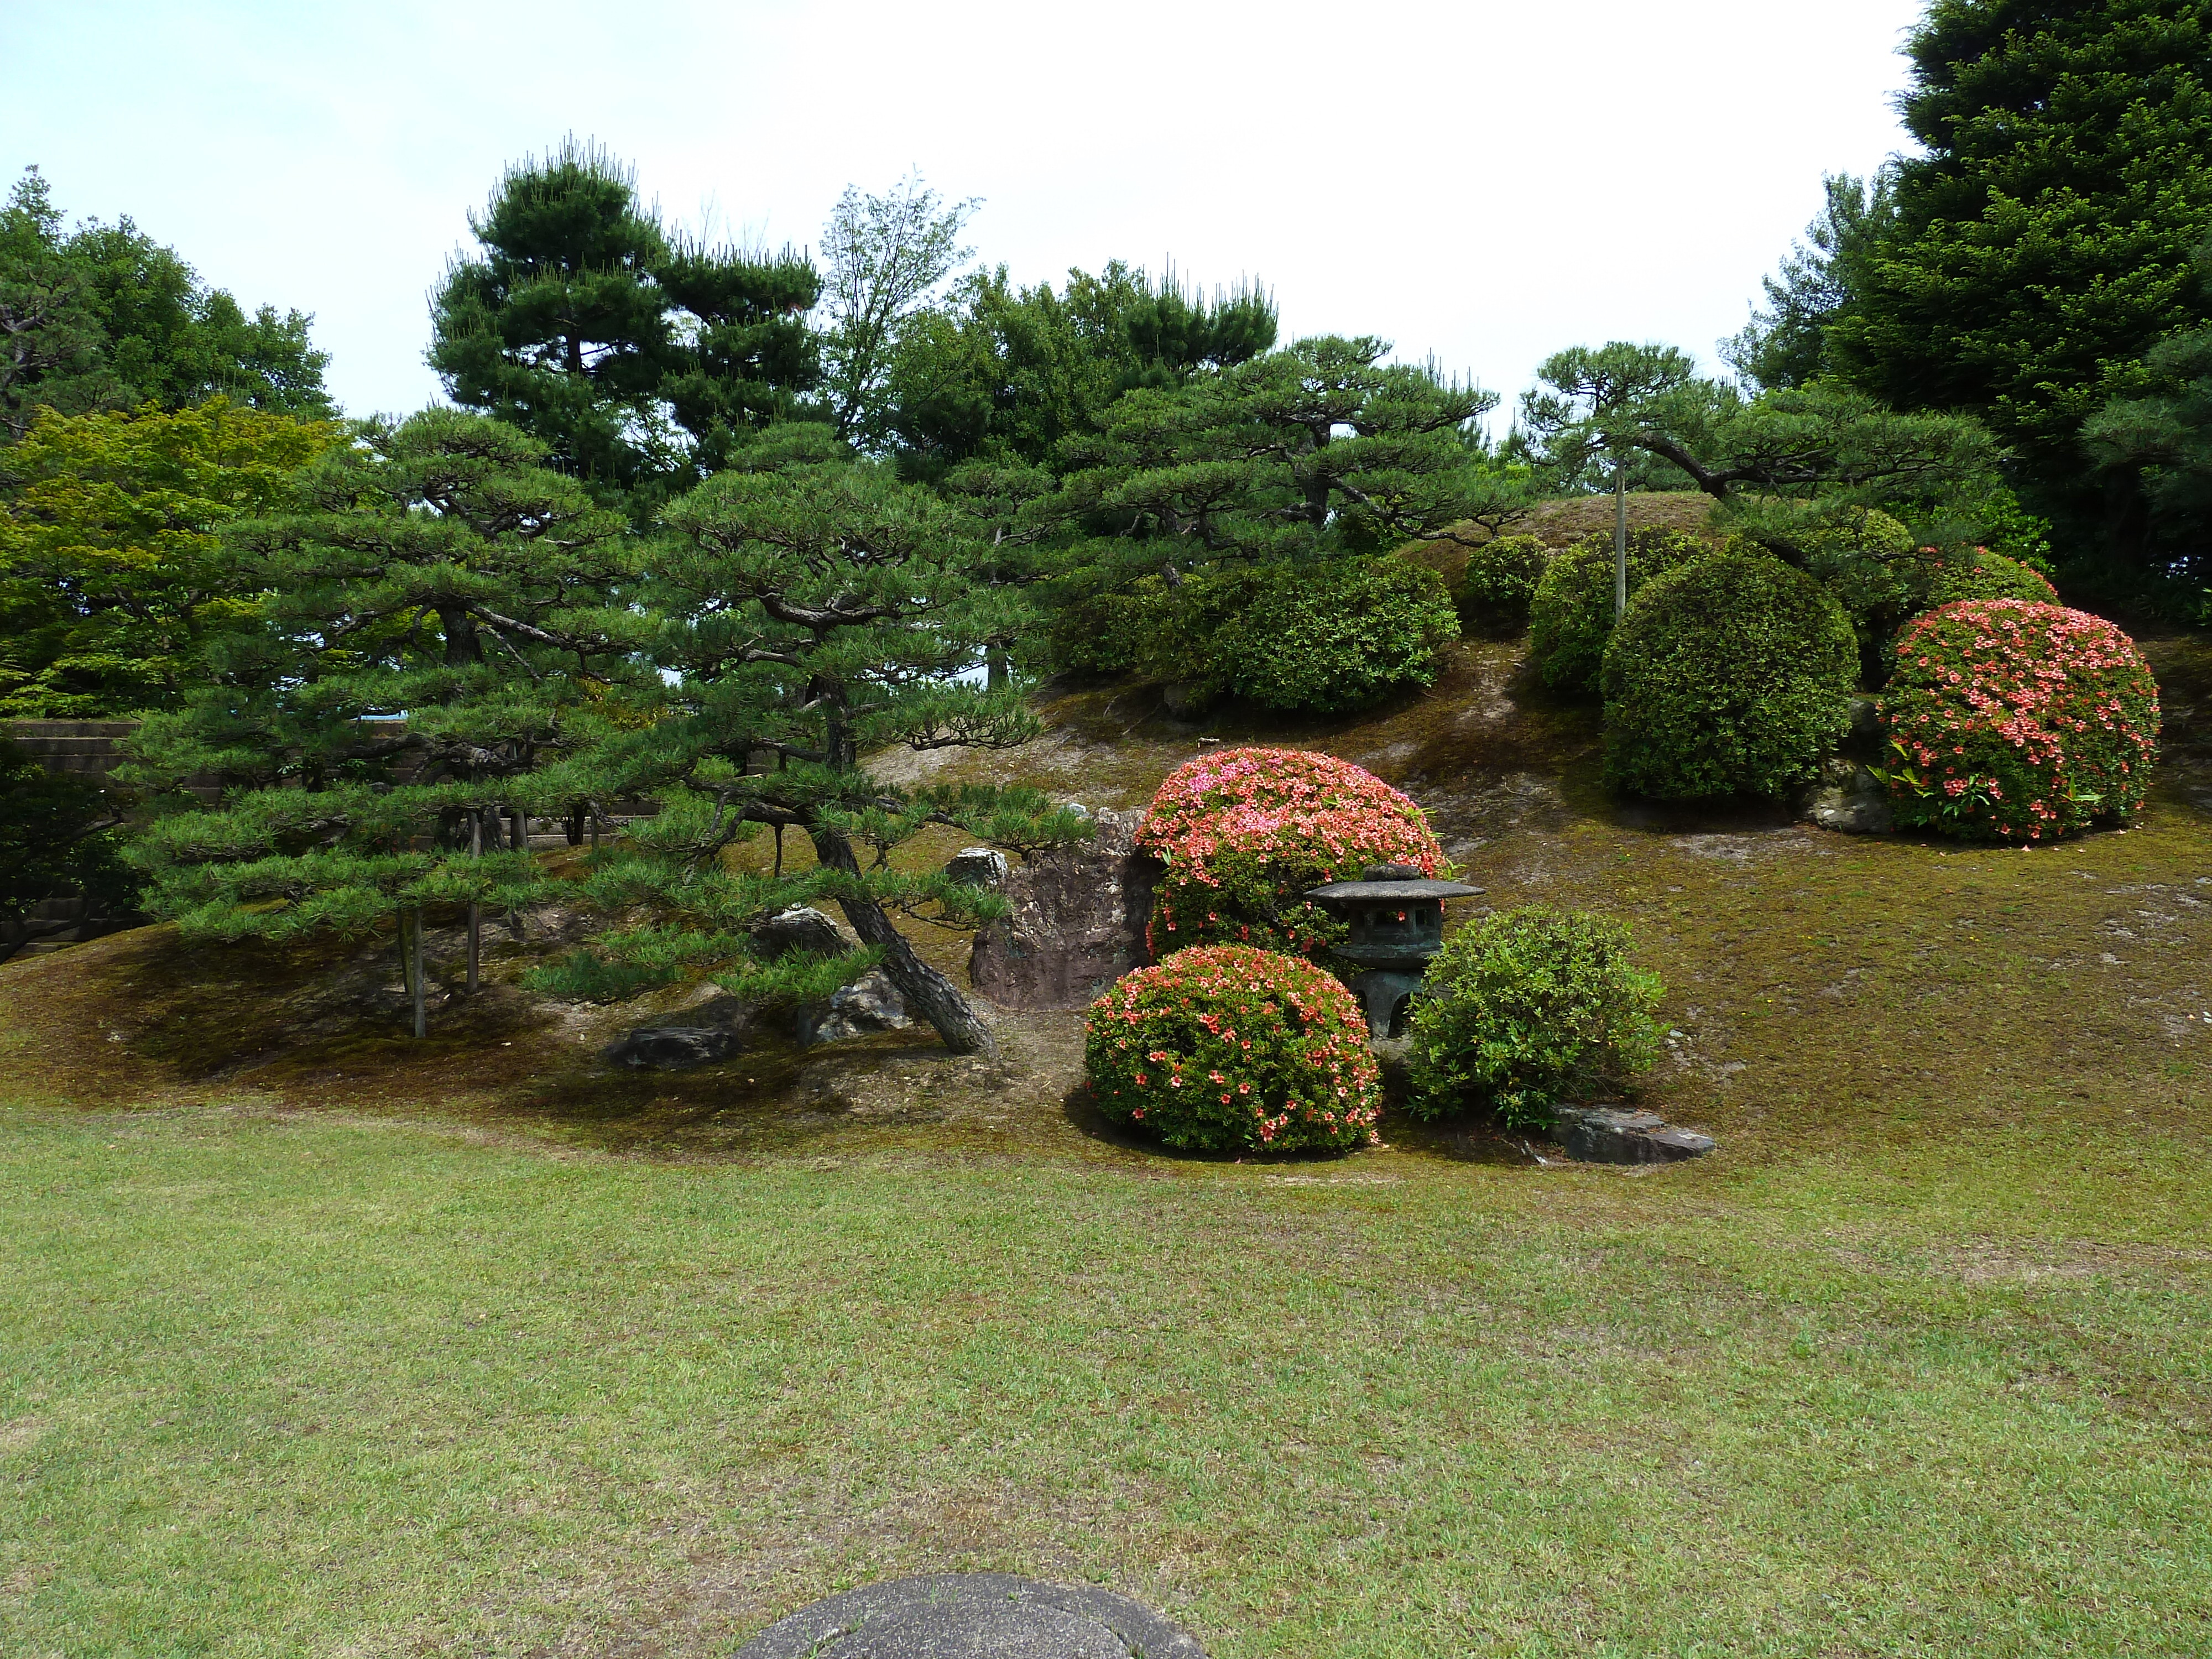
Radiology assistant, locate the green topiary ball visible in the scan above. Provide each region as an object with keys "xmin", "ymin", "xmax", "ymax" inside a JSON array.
[
  {"xmin": 1599, "ymin": 549, "xmax": 1859, "ymax": 799},
  {"xmin": 1404, "ymin": 906, "xmax": 1664, "ymax": 1130},
  {"xmin": 1527, "ymin": 528, "xmax": 1706, "ymax": 695},
  {"xmin": 1457, "ymin": 534, "xmax": 1551, "ymax": 635},
  {"xmin": 1084, "ymin": 943, "xmax": 1382, "ymax": 1152},
  {"xmin": 1215, "ymin": 559, "xmax": 1460, "ymax": 713}
]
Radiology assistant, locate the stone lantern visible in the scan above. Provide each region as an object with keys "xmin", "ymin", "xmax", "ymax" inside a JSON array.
[{"xmin": 1303, "ymin": 863, "xmax": 1484, "ymax": 1039}]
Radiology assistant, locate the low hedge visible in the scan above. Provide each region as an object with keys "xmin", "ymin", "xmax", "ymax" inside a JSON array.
[
  {"xmin": 1084, "ymin": 943, "xmax": 1382, "ymax": 1152},
  {"xmin": 1214, "ymin": 559, "xmax": 1460, "ymax": 712},
  {"xmin": 1457, "ymin": 534, "xmax": 1551, "ymax": 635},
  {"xmin": 1599, "ymin": 549, "xmax": 1859, "ymax": 799}
]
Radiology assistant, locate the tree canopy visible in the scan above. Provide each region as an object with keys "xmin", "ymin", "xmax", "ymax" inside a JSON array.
[
  {"xmin": 535, "ymin": 436, "xmax": 1087, "ymax": 1055},
  {"xmin": 429, "ymin": 137, "xmax": 821, "ymax": 509},
  {"xmin": 0, "ymin": 397, "xmax": 338, "ymax": 716},
  {"xmin": 1, "ymin": 168, "xmax": 333, "ymax": 441}
]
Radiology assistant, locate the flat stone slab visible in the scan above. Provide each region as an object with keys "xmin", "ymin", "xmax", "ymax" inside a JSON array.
[
  {"xmin": 1552, "ymin": 1105, "xmax": 1717, "ymax": 1164},
  {"xmin": 735, "ymin": 1572, "xmax": 1206, "ymax": 1658}
]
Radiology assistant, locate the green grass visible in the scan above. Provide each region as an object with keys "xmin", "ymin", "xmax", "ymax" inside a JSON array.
[
  {"xmin": 4, "ymin": 607, "xmax": 2209, "ymax": 1655},
  {"xmin": 3, "ymin": 1097, "xmax": 2209, "ymax": 1656}
]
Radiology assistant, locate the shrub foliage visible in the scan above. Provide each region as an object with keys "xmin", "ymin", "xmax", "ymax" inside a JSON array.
[
  {"xmin": 1875, "ymin": 599, "xmax": 2159, "ymax": 842},
  {"xmin": 1802, "ymin": 508, "xmax": 2059, "ymax": 684},
  {"xmin": 1404, "ymin": 906, "xmax": 1665, "ymax": 1131},
  {"xmin": 1600, "ymin": 549, "xmax": 1859, "ymax": 799},
  {"xmin": 1135, "ymin": 747, "xmax": 1443, "ymax": 958},
  {"xmin": 1214, "ymin": 559, "xmax": 1459, "ymax": 712},
  {"xmin": 1457, "ymin": 534, "xmax": 1551, "ymax": 635},
  {"xmin": 1047, "ymin": 557, "xmax": 1458, "ymax": 714},
  {"xmin": 1084, "ymin": 943, "xmax": 1381, "ymax": 1152},
  {"xmin": 1527, "ymin": 527, "xmax": 1706, "ymax": 694}
]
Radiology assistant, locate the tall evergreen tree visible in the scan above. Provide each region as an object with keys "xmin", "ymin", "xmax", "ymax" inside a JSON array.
[
  {"xmin": 126, "ymin": 411, "xmax": 641, "ymax": 1034},
  {"xmin": 1818, "ymin": 1, "xmax": 2212, "ymax": 557},
  {"xmin": 885, "ymin": 262, "xmax": 1277, "ymax": 479},
  {"xmin": 429, "ymin": 138, "xmax": 820, "ymax": 508}
]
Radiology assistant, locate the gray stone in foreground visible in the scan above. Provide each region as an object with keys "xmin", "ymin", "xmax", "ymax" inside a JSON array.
[
  {"xmin": 797, "ymin": 968, "xmax": 912, "ymax": 1046},
  {"xmin": 735, "ymin": 1573, "xmax": 1206, "ymax": 1658},
  {"xmin": 1552, "ymin": 1105, "xmax": 1716, "ymax": 1164}
]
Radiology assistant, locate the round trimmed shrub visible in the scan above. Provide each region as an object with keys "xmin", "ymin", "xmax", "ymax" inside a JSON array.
[
  {"xmin": 1876, "ymin": 599, "xmax": 2160, "ymax": 842},
  {"xmin": 1527, "ymin": 527, "xmax": 1707, "ymax": 694},
  {"xmin": 1404, "ymin": 906, "xmax": 1664, "ymax": 1130},
  {"xmin": 1136, "ymin": 747, "xmax": 1444, "ymax": 958},
  {"xmin": 1802, "ymin": 508, "xmax": 2062, "ymax": 685},
  {"xmin": 1214, "ymin": 559, "xmax": 1459, "ymax": 712},
  {"xmin": 1599, "ymin": 549, "xmax": 1858, "ymax": 799},
  {"xmin": 1084, "ymin": 944, "xmax": 1382, "ymax": 1152},
  {"xmin": 1458, "ymin": 534, "xmax": 1551, "ymax": 635}
]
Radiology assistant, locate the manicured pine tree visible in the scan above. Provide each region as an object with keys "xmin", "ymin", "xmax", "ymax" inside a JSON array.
[
  {"xmin": 126, "ymin": 410, "xmax": 641, "ymax": 1035},
  {"xmin": 534, "ymin": 429, "xmax": 1086, "ymax": 1057},
  {"xmin": 429, "ymin": 137, "xmax": 820, "ymax": 511}
]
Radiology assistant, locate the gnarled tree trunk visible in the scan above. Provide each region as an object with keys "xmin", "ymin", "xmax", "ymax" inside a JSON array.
[{"xmin": 809, "ymin": 826, "xmax": 997, "ymax": 1057}]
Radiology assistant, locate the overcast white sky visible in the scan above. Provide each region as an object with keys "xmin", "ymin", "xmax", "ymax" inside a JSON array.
[{"xmin": 8, "ymin": 1, "xmax": 1927, "ymax": 426}]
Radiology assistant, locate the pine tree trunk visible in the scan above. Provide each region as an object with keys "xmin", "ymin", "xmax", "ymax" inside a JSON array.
[{"xmin": 809, "ymin": 827, "xmax": 997, "ymax": 1057}]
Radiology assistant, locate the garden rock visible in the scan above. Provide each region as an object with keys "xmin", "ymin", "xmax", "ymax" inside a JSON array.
[
  {"xmin": 758, "ymin": 905, "xmax": 848, "ymax": 959},
  {"xmin": 603, "ymin": 1024, "xmax": 748, "ymax": 1071},
  {"xmin": 734, "ymin": 1572, "xmax": 1206, "ymax": 1658},
  {"xmin": 1796, "ymin": 757, "xmax": 1893, "ymax": 836},
  {"xmin": 797, "ymin": 969, "xmax": 911, "ymax": 1046},
  {"xmin": 968, "ymin": 807, "xmax": 1160, "ymax": 1011},
  {"xmin": 1551, "ymin": 1105, "xmax": 1715, "ymax": 1164},
  {"xmin": 943, "ymin": 846, "xmax": 1009, "ymax": 888}
]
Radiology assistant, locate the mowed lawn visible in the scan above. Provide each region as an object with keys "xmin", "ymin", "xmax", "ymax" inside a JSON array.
[{"xmin": 3, "ymin": 1079, "xmax": 2209, "ymax": 1656}]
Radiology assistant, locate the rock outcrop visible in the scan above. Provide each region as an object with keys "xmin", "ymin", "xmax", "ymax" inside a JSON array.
[
  {"xmin": 798, "ymin": 969, "xmax": 912, "ymax": 1046},
  {"xmin": 968, "ymin": 808, "xmax": 1160, "ymax": 1011}
]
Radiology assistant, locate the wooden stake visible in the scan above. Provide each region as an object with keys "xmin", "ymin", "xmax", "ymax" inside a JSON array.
[
  {"xmin": 466, "ymin": 807, "xmax": 482, "ymax": 994},
  {"xmin": 411, "ymin": 904, "xmax": 426, "ymax": 1040}
]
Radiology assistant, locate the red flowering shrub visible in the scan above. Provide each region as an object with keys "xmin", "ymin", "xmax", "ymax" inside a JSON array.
[
  {"xmin": 1135, "ymin": 747, "xmax": 1444, "ymax": 957},
  {"xmin": 1083, "ymin": 944, "xmax": 1381, "ymax": 1152},
  {"xmin": 1876, "ymin": 600, "xmax": 2160, "ymax": 842}
]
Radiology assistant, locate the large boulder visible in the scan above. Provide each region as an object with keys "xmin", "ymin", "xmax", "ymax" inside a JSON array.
[
  {"xmin": 758, "ymin": 905, "xmax": 849, "ymax": 958},
  {"xmin": 797, "ymin": 969, "xmax": 912, "ymax": 1046},
  {"xmin": 968, "ymin": 807, "xmax": 1160, "ymax": 1011}
]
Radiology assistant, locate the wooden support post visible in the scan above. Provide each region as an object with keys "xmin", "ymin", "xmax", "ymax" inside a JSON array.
[
  {"xmin": 411, "ymin": 904, "xmax": 427, "ymax": 1040},
  {"xmin": 466, "ymin": 807, "xmax": 482, "ymax": 994}
]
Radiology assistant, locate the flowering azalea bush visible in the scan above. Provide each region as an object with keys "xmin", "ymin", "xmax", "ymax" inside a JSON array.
[
  {"xmin": 1135, "ymin": 747, "xmax": 1444, "ymax": 957},
  {"xmin": 1084, "ymin": 944, "xmax": 1381, "ymax": 1152},
  {"xmin": 1875, "ymin": 599, "xmax": 2160, "ymax": 842}
]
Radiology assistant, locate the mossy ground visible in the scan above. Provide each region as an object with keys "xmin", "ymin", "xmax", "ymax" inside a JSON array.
[{"xmin": 2, "ymin": 559, "xmax": 2209, "ymax": 1655}]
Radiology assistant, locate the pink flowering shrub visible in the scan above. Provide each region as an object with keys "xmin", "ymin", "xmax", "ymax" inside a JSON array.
[
  {"xmin": 1083, "ymin": 944, "xmax": 1381, "ymax": 1152},
  {"xmin": 1135, "ymin": 747, "xmax": 1444, "ymax": 958},
  {"xmin": 1876, "ymin": 599, "xmax": 2160, "ymax": 842}
]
